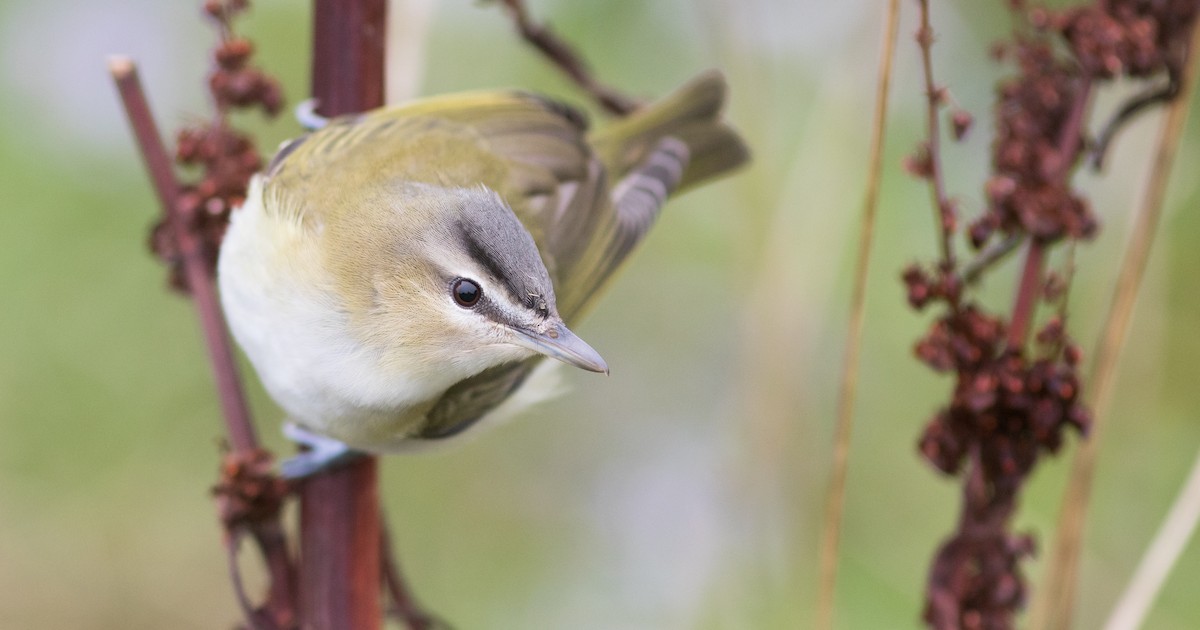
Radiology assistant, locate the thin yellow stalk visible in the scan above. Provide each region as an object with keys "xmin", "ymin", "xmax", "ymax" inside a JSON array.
[
  {"xmin": 1030, "ymin": 20, "xmax": 1200, "ymax": 630},
  {"xmin": 1104, "ymin": 446, "xmax": 1200, "ymax": 630},
  {"xmin": 815, "ymin": 2, "xmax": 901, "ymax": 628}
]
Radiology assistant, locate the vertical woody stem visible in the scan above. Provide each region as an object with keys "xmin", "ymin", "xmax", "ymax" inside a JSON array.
[{"xmin": 298, "ymin": 1, "xmax": 387, "ymax": 628}]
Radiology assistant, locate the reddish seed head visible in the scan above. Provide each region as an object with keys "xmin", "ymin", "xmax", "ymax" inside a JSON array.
[
  {"xmin": 152, "ymin": 0, "xmax": 282, "ymax": 289},
  {"xmin": 951, "ymin": 110, "xmax": 974, "ymax": 141},
  {"xmin": 203, "ymin": 0, "xmax": 223, "ymax": 18},
  {"xmin": 215, "ymin": 39, "xmax": 254, "ymax": 70},
  {"xmin": 905, "ymin": 143, "xmax": 935, "ymax": 179}
]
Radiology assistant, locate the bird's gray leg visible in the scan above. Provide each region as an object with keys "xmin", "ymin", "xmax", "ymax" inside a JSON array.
[{"xmin": 280, "ymin": 422, "xmax": 367, "ymax": 478}]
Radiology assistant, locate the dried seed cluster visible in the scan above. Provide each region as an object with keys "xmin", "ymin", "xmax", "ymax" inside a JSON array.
[
  {"xmin": 213, "ymin": 447, "xmax": 289, "ymax": 529},
  {"xmin": 926, "ymin": 533, "xmax": 1037, "ymax": 630},
  {"xmin": 151, "ymin": 0, "xmax": 282, "ymax": 291},
  {"xmin": 908, "ymin": 2, "xmax": 1196, "ymax": 629},
  {"xmin": 1055, "ymin": 0, "xmax": 1198, "ymax": 80},
  {"xmin": 974, "ymin": 41, "xmax": 1096, "ymax": 246}
]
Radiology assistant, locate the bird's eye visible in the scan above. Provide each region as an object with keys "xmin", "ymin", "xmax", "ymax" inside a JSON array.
[{"xmin": 452, "ymin": 278, "xmax": 482, "ymax": 308}]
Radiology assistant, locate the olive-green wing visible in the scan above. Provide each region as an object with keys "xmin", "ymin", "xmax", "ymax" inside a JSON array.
[{"xmin": 261, "ymin": 91, "xmax": 596, "ymax": 241}]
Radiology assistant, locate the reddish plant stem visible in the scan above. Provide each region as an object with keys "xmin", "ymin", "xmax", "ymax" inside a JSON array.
[
  {"xmin": 253, "ymin": 522, "xmax": 299, "ymax": 629},
  {"xmin": 1054, "ymin": 80, "xmax": 1093, "ymax": 180},
  {"xmin": 311, "ymin": 0, "xmax": 386, "ymax": 117},
  {"xmin": 916, "ymin": 0, "xmax": 955, "ymax": 269},
  {"xmin": 963, "ymin": 234, "xmax": 1021, "ymax": 284},
  {"xmin": 111, "ymin": 56, "xmax": 296, "ymax": 628},
  {"xmin": 110, "ymin": 57, "xmax": 260, "ymax": 454},
  {"xmin": 298, "ymin": 1, "xmax": 387, "ymax": 629},
  {"xmin": 1007, "ymin": 241, "xmax": 1044, "ymax": 349},
  {"xmin": 497, "ymin": 0, "xmax": 639, "ymax": 116},
  {"xmin": 1007, "ymin": 79, "xmax": 1092, "ymax": 350},
  {"xmin": 300, "ymin": 462, "xmax": 381, "ymax": 630}
]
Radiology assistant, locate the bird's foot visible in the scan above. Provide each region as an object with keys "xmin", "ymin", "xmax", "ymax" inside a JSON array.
[
  {"xmin": 294, "ymin": 99, "xmax": 329, "ymax": 131},
  {"xmin": 280, "ymin": 423, "xmax": 367, "ymax": 479}
]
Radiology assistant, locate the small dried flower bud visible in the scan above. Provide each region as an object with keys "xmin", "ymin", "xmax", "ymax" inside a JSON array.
[
  {"xmin": 993, "ymin": 573, "xmax": 1020, "ymax": 606},
  {"xmin": 940, "ymin": 199, "xmax": 958, "ymax": 233},
  {"xmin": 1036, "ymin": 317, "xmax": 1063, "ymax": 345},
  {"xmin": 197, "ymin": 178, "xmax": 218, "ymax": 199},
  {"xmin": 919, "ymin": 412, "xmax": 965, "ymax": 474},
  {"xmin": 1068, "ymin": 405, "xmax": 1092, "ymax": 435},
  {"xmin": 968, "ymin": 217, "xmax": 995, "ymax": 250},
  {"xmin": 176, "ymin": 189, "xmax": 204, "ymax": 219},
  {"xmin": 985, "ymin": 175, "xmax": 1017, "ymax": 205},
  {"xmin": 904, "ymin": 143, "xmax": 934, "ymax": 179},
  {"xmin": 932, "ymin": 86, "xmax": 948, "ymax": 106},
  {"xmin": 203, "ymin": 0, "xmax": 224, "ymax": 18},
  {"xmin": 916, "ymin": 336, "xmax": 955, "ymax": 372},
  {"xmin": 1043, "ymin": 272, "xmax": 1067, "ymax": 301},
  {"xmin": 257, "ymin": 77, "xmax": 284, "ymax": 116},
  {"xmin": 176, "ymin": 128, "xmax": 205, "ymax": 163},
  {"xmin": 902, "ymin": 262, "xmax": 936, "ymax": 307},
  {"xmin": 225, "ymin": 69, "xmax": 263, "ymax": 106},
  {"xmin": 951, "ymin": 110, "xmax": 974, "ymax": 141},
  {"xmin": 1064, "ymin": 343, "xmax": 1082, "ymax": 366},
  {"xmin": 207, "ymin": 0, "xmax": 249, "ymax": 19},
  {"xmin": 148, "ymin": 220, "xmax": 177, "ymax": 260},
  {"xmin": 940, "ymin": 272, "xmax": 963, "ymax": 304},
  {"xmin": 205, "ymin": 197, "xmax": 227, "ymax": 216},
  {"xmin": 216, "ymin": 39, "xmax": 254, "ymax": 70},
  {"xmin": 1028, "ymin": 8, "xmax": 1052, "ymax": 30}
]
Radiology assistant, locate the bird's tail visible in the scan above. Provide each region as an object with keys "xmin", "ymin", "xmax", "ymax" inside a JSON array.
[{"xmin": 588, "ymin": 70, "xmax": 750, "ymax": 192}]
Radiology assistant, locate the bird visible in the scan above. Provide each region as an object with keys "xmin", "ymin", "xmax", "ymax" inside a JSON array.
[{"xmin": 217, "ymin": 71, "xmax": 749, "ymax": 476}]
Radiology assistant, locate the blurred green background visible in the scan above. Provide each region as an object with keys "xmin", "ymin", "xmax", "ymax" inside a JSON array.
[{"xmin": 1, "ymin": 0, "xmax": 1198, "ymax": 628}]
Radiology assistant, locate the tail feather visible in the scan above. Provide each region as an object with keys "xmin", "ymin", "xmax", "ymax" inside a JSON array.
[{"xmin": 589, "ymin": 70, "xmax": 749, "ymax": 191}]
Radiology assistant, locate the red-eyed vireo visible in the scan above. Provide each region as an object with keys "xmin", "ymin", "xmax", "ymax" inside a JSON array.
[{"xmin": 218, "ymin": 71, "xmax": 748, "ymax": 476}]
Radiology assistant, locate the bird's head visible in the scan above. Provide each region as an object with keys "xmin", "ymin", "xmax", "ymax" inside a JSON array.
[{"xmin": 327, "ymin": 183, "xmax": 607, "ymax": 389}]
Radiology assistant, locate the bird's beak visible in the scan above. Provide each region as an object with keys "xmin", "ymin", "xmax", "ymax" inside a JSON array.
[{"xmin": 508, "ymin": 321, "xmax": 609, "ymax": 374}]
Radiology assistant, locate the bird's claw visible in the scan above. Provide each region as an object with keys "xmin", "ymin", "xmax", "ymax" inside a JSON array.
[
  {"xmin": 294, "ymin": 98, "xmax": 329, "ymax": 131},
  {"xmin": 280, "ymin": 423, "xmax": 367, "ymax": 478}
]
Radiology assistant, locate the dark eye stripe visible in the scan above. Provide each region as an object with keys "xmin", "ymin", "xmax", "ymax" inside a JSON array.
[{"xmin": 457, "ymin": 221, "xmax": 532, "ymax": 308}]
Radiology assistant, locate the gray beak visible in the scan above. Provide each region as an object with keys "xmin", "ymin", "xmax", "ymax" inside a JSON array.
[{"xmin": 509, "ymin": 321, "xmax": 609, "ymax": 374}]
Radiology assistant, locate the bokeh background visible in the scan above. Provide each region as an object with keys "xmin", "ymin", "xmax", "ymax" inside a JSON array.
[{"xmin": 2, "ymin": 0, "xmax": 1199, "ymax": 628}]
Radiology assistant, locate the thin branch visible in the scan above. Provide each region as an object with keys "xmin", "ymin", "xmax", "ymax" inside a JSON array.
[
  {"xmin": 1032, "ymin": 20, "xmax": 1200, "ymax": 630},
  {"xmin": 1104, "ymin": 445, "xmax": 1200, "ymax": 630},
  {"xmin": 815, "ymin": 2, "xmax": 901, "ymax": 628},
  {"xmin": 109, "ymin": 57, "xmax": 259, "ymax": 452},
  {"xmin": 495, "ymin": 0, "xmax": 640, "ymax": 116},
  {"xmin": 227, "ymin": 531, "xmax": 261, "ymax": 628},
  {"xmin": 251, "ymin": 520, "xmax": 299, "ymax": 629},
  {"xmin": 111, "ymin": 54, "xmax": 295, "ymax": 628},
  {"xmin": 915, "ymin": 0, "xmax": 955, "ymax": 268},
  {"xmin": 962, "ymin": 234, "xmax": 1022, "ymax": 284},
  {"xmin": 1008, "ymin": 76, "xmax": 1092, "ymax": 350},
  {"xmin": 1006, "ymin": 241, "xmax": 1045, "ymax": 349},
  {"xmin": 1091, "ymin": 74, "xmax": 1179, "ymax": 170}
]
